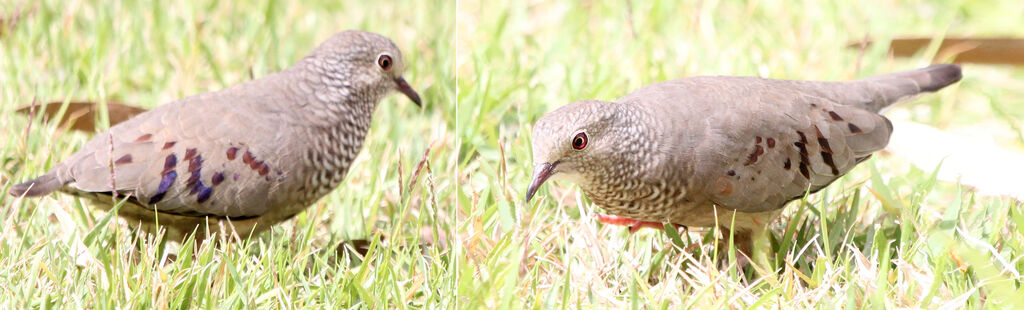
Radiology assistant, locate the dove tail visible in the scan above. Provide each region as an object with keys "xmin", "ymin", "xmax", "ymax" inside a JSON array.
[
  {"xmin": 913, "ymin": 64, "xmax": 964, "ymax": 92},
  {"xmin": 9, "ymin": 172, "xmax": 63, "ymax": 197},
  {"xmin": 856, "ymin": 64, "xmax": 962, "ymax": 112}
]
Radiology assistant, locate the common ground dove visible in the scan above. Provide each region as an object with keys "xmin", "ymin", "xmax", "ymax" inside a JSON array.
[
  {"xmin": 526, "ymin": 64, "xmax": 961, "ymax": 255},
  {"xmin": 9, "ymin": 30, "xmax": 422, "ymax": 241}
]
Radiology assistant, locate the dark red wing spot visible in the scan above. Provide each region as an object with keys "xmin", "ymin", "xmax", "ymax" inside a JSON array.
[
  {"xmin": 162, "ymin": 141, "xmax": 176, "ymax": 150},
  {"xmin": 798, "ymin": 162, "xmax": 810, "ymax": 179},
  {"xmin": 188, "ymin": 155, "xmax": 203, "ymax": 173},
  {"xmin": 755, "ymin": 136, "xmax": 762, "ymax": 144},
  {"xmin": 783, "ymin": 158, "xmax": 792, "ymax": 170},
  {"xmin": 162, "ymin": 154, "xmax": 177, "ymax": 174},
  {"xmin": 114, "ymin": 154, "xmax": 133, "ymax": 165},
  {"xmin": 211, "ymin": 172, "xmax": 225, "ymax": 185},
  {"xmin": 813, "ymin": 126, "xmax": 833, "ymax": 153},
  {"xmin": 795, "ymin": 140, "xmax": 812, "ymax": 175},
  {"xmin": 243, "ymin": 151, "xmax": 255, "ymax": 165},
  {"xmin": 259, "ymin": 163, "xmax": 270, "ymax": 176},
  {"xmin": 183, "ymin": 148, "xmax": 198, "ymax": 162},
  {"xmin": 818, "ymin": 137, "xmax": 833, "ymax": 154},
  {"xmin": 743, "ymin": 145, "xmax": 765, "ymax": 166},
  {"xmin": 727, "ymin": 170, "xmax": 736, "ymax": 176},
  {"xmin": 821, "ymin": 151, "xmax": 840, "ymax": 175},
  {"xmin": 794, "ymin": 141, "xmax": 809, "ymax": 157},
  {"xmin": 848, "ymin": 123, "xmax": 862, "ymax": 133},
  {"xmin": 797, "ymin": 131, "xmax": 808, "ymax": 144},
  {"xmin": 134, "ymin": 133, "xmax": 152, "ymax": 142},
  {"xmin": 250, "ymin": 160, "xmax": 263, "ymax": 170},
  {"xmin": 226, "ymin": 147, "xmax": 239, "ymax": 160},
  {"xmin": 766, "ymin": 138, "xmax": 775, "ymax": 148},
  {"xmin": 828, "ymin": 111, "xmax": 843, "ymax": 121}
]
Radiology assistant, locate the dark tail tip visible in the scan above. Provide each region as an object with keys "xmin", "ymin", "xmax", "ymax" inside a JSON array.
[
  {"xmin": 919, "ymin": 64, "xmax": 962, "ymax": 92},
  {"xmin": 8, "ymin": 173, "xmax": 61, "ymax": 198},
  {"xmin": 9, "ymin": 183, "xmax": 30, "ymax": 197}
]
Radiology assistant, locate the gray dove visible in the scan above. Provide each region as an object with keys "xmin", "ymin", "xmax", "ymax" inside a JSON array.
[
  {"xmin": 9, "ymin": 30, "xmax": 422, "ymax": 241},
  {"xmin": 526, "ymin": 64, "xmax": 961, "ymax": 256}
]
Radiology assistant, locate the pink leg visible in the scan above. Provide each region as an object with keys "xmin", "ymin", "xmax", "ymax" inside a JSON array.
[
  {"xmin": 596, "ymin": 214, "xmax": 701, "ymax": 253},
  {"xmin": 595, "ymin": 214, "xmax": 674, "ymax": 234}
]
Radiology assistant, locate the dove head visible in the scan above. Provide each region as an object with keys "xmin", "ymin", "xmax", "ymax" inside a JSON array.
[
  {"xmin": 526, "ymin": 100, "xmax": 653, "ymax": 202},
  {"xmin": 304, "ymin": 30, "xmax": 421, "ymax": 106}
]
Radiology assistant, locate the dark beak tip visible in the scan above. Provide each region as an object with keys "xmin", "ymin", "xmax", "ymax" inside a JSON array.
[
  {"xmin": 395, "ymin": 77, "xmax": 422, "ymax": 107},
  {"xmin": 525, "ymin": 162, "xmax": 554, "ymax": 204}
]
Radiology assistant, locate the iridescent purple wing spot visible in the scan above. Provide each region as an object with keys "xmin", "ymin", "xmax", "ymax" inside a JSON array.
[
  {"xmin": 196, "ymin": 186, "xmax": 213, "ymax": 203},
  {"xmin": 149, "ymin": 170, "xmax": 177, "ymax": 204},
  {"xmin": 148, "ymin": 192, "xmax": 166, "ymax": 205},
  {"xmin": 189, "ymin": 179, "xmax": 205, "ymax": 195},
  {"xmin": 186, "ymin": 168, "xmax": 202, "ymax": 188}
]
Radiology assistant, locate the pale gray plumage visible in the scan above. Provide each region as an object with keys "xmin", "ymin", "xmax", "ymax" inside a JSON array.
[
  {"xmin": 527, "ymin": 64, "xmax": 961, "ymax": 254},
  {"xmin": 9, "ymin": 30, "xmax": 422, "ymax": 240}
]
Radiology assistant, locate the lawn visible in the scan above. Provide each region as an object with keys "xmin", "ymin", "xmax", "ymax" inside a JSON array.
[
  {"xmin": 455, "ymin": 0, "xmax": 1024, "ymax": 308},
  {"xmin": 1, "ymin": 0, "xmax": 456, "ymax": 308},
  {"xmin": 4, "ymin": 0, "xmax": 1024, "ymax": 308}
]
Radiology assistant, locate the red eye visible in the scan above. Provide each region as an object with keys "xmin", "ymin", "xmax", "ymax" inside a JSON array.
[
  {"xmin": 378, "ymin": 55, "xmax": 392, "ymax": 70},
  {"xmin": 571, "ymin": 132, "xmax": 588, "ymax": 150}
]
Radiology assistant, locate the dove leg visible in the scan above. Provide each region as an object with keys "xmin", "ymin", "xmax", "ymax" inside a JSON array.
[
  {"xmin": 595, "ymin": 214, "xmax": 680, "ymax": 233},
  {"xmin": 715, "ymin": 226, "xmax": 755, "ymax": 271}
]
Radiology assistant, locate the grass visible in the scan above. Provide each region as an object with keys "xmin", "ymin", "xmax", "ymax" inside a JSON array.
[
  {"xmin": 1, "ymin": 0, "xmax": 455, "ymax": 308},
  {"xmin": 4, "ymin": 0, "xmax": 1024, "ymax": 308},
  {"xmin": 455, "ymin": 0, "xmax": 1024, "ymax": 308}
]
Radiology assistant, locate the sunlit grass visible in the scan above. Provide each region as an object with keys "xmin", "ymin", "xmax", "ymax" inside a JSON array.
[
  {"xmin": 456, "ymin": 0, "xmax": 1024, "ymax": 308},
  {"xmin": 0, "ymin": 0, "xmax": 455, "ymax": 308},
  {"xmin": 4, "ymin": 0, "xmax": 1024, "ymax": 307}
]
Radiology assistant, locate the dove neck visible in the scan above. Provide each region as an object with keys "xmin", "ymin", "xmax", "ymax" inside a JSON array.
[
  {"xmin": 285, "ymin": 62, "xmax": 383, "ymax": 201},
  {"xmin": 575, "ymin": 105, "xmax": 686, "ymax": 217},
  {"xmin": 287, "ymin": 61, "xmax": 384, "ymax": 127},
  {"xmin": 293, "ymin": 101, "xmax": 375, "ymax": 202}
]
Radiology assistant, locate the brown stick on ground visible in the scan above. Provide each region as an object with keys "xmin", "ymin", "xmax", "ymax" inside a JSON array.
[
  {"xmin": 852, "ymin": 37, "xmax": 1024, "ymax": 65},
  {"xmin": 16, "ymin": 100, "xmax": 147, "ymax": 133}
]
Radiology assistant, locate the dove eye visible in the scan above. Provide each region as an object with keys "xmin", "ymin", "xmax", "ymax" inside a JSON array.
[
  {"xmin": 378, "ymin": 55, "xmax": 392, "ymax": 71},
  {"xmin": 571, "ymin": 132, "xmax": 588, "ymax": 150}
]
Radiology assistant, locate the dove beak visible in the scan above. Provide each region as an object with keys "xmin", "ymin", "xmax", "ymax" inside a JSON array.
[
  {"xmin": 394, "ymin": 77, "xmax": 422, "ymax": 107},
  {"xmin": 525, "ymin": 162, "xmax": 556, "ymax": 202}
]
